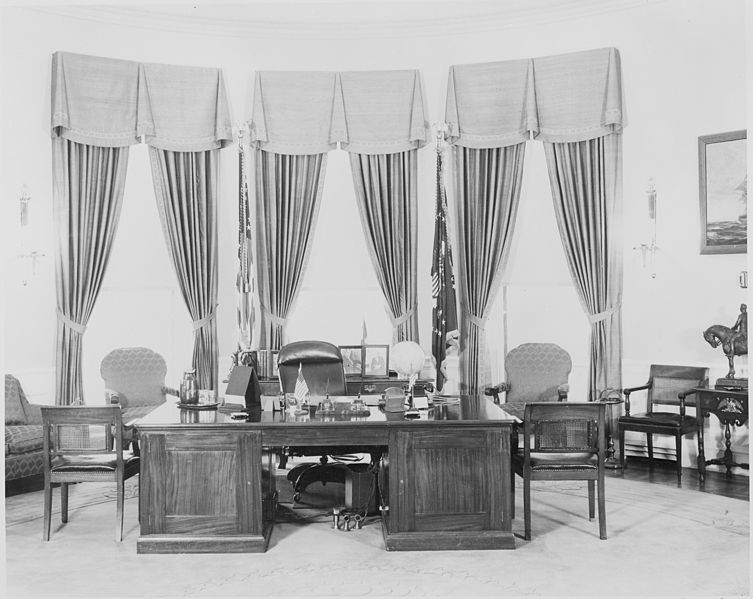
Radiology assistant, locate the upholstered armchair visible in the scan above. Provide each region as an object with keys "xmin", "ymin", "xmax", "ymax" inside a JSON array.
[
  {"xmin": 5, "ymin": 374, "xmax": 45, "ymax": 482},
  {"xmin": 485, "ymin": 343, "xmax": 572, "ymax": 420},
  {"xmin": 100, "ymin": 347, "xmax": 178, "ymax": 423}
]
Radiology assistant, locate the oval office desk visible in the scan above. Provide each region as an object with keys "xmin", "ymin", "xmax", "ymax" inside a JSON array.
[{"xmin": 134, "ymin": 396, "xmax": 516, "ymax": 553}]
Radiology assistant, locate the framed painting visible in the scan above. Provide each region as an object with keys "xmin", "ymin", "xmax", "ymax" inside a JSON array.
[
  {"xmin": 339, "ymin": 345, "xmax": 364, "ymax": 376},
  {"xmin": 363, "ymin": 345, "xmax": 390, "ymax": 377},
  {"xmin": 699, "ymin": 130, "xmax": 747, "ymax": 254}
]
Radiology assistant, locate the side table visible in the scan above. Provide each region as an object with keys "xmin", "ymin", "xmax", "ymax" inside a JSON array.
[{"xmin": 693, "ymin": 386, "xmax": 749, "ymax": 482}]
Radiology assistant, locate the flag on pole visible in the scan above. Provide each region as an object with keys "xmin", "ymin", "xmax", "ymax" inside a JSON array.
[
  {"xmin": 361, "ymin": 318, "xmax": 368, "ymax": 346},
  {"xmin": 294, "ymin": 362, "xmax": 309, "ymax": 404},
  {"xmin": 431, "ymin": 127, "xmax": 459, "ymax": 392},
  {"xmin": 236, "ymin": 125, "xmax": 254, "ymax": 351}
]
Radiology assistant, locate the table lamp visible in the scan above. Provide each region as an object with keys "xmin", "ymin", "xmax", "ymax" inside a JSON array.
[{"xmin": 390, "ymin": 341, "xmax": 425, "ymax": 404}]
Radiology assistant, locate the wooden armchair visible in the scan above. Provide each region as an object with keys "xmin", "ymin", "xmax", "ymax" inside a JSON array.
[
  {"xmin": 41, "ymin": 405, "xmax": 140, "ymax": 542},
  {"xmin": 513, "ymin": 401, "xmax": 607, "ymax": 540},
  {"xmin": 618, "ymin": 364, "xmax": 709, "ymax": 483}
]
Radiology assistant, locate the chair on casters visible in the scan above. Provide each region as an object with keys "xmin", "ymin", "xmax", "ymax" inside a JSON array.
[
  {"xmin": 513, "ymin": 401, "xmax": 608, "ymax": 540},
  {"xmin": 277, "ymin": 340, "xmax": 381, "ymax": 502},
  {"xmin": 618, "ymin": 365, "xmax": 709, "ymax": 484},
  {"xmin": 41, "ymin": 405, "xmax": 140, "ymax": 542}
]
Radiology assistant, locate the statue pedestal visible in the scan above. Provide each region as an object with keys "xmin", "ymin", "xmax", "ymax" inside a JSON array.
[{"xmin": 715, "ymin": 378, "xmax": 748, "ymax": 390}]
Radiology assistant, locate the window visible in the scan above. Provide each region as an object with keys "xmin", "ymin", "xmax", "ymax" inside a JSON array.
[{"xmin": 486, "ymin": 143, "xmax": 589, "ymax": 400}]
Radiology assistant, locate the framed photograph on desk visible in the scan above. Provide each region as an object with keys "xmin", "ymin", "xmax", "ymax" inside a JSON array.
[
  {"xmin": 270, "ymin": 350, "xmax": 279, "ymax": 377},
  {"xmin": 340, "ymin": 345, "xmax": 363, "ymax": 376},
  {"xmin": 363, "ymin": 345, "xmax": 389, "ymax": 377}
]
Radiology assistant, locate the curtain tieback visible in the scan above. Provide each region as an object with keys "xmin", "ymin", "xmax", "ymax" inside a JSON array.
[
  {"xmin": 192, "ymin": 305, "xmax": 217, "ymax": 331},
  {"xmin": 463, "ymin": 309, "xmax": 485, "ymax": 329},
  {"xmin": 390, "ymin": 305, "xmax": 416, "ymax": 328},
  {"xmin": 588, "ymin": 303, "xmax": 621, "ymax": 325},
  {"xmin": 260, "ymin": 301, "xmax": 287, "ymax": 328},
  {"xmin": 57, "ymin": 309, "xmax": 87, "ymax": 335}
]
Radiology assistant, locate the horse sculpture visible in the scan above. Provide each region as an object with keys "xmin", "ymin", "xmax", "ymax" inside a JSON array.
[{"xmin": 703, "ymin": 324, "xmax": 747, "ymax": 379}]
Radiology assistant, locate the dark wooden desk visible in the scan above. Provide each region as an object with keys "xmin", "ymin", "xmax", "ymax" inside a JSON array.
[
  {"xmin": 135, "ymin": 397, "xmax": 515, "ymax": 553},
  {"xmin": 694, "ymin": 386, "xmax": 749, "ymax": 481}
]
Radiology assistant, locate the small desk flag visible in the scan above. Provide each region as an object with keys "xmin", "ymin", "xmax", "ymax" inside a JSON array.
[{"xmin": 294, "ymin": 362, "xmax": 309, "ymax": 404}]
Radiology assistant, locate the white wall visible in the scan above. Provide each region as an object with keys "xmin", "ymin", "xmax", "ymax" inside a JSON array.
[{"xmin": 1, "ymin": 1, "xmax": 748, "ymax": 469}]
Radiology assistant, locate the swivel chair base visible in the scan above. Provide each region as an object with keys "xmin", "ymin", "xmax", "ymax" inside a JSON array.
[{"xmin": 287, "ymin": 460, "xmax": 349, "ymax": 502}]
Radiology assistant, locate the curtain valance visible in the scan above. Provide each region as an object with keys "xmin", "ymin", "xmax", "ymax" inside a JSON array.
[
  {"xmin": 249, "ymin": 69, "xmax": 428, "ymax": 155},
  {"xmin": 446, "ymin": 47, "xmax": 625, "ymax": 148},
  {"xmin": 51, "ymin": 51, "xmax": 233, "ymax": 150}
]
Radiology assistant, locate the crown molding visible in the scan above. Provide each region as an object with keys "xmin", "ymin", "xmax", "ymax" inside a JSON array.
[{"xmin": 26, "ymin": 1, "xmax": 658, "ymax": 40}]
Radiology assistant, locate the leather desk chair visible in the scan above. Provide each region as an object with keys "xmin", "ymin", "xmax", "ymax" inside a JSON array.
[{"xmin": 278, "ymin": 340, "xmax": 382, "ymax": 502}]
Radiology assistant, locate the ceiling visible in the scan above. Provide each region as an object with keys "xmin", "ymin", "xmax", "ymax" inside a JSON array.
[{"xmin": 27, "ymin": 0, "xmax": 655, "ymax": 39}]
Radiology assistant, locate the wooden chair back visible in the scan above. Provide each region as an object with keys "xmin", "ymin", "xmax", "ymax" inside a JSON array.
[
  {"xmin": 645, "ymin": 365, "xmax": 709, "ymax": 413},
  {"xmin": 523, "ymin": 402, "xmax": 606, "ymax": 457}
]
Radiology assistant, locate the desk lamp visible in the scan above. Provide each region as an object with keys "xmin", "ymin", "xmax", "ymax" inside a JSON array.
[{"xmin": 390, "ymin": 341, "xmax": 425, "ymax": 410}]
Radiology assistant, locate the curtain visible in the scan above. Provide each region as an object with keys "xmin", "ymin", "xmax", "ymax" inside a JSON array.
[
  {"xmin": 52, "ymin": 139, "xmax": 128, "ymax": 405},
  {"xmin": 544, "ymin": 134, "xmax": 623, "ymax": 400},
  {"xmin": 149, "ymin": 148, "xmax": 220, "ymax": 390},
  {"xmin": 254, "ymin": 150, "xmax": 327, "ymax": 349},
  {"xmin": 452, "ymin": 143, "xmax": 526, "ymax": 396},
  {"xmin": 349, "ymin": 150, "xmax": 419, "ymax": 342}
]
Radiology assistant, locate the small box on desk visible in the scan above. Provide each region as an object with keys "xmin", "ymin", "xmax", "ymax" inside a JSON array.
[{"xmin": 225, "ymin": 365, "xmax": 261, "ymax": 410}]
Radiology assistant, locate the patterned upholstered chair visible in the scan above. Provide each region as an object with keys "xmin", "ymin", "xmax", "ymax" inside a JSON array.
[
  {"xmin": 100, "ymin": 347, "xmax": 177, "ymax": 423},
  {"xmin": 484, "ymin": 343, "xmax": 572, "ymax": 420},
  {"xmin": 4, "ymin": 374, "xmax": 45, "ymax": 482}
]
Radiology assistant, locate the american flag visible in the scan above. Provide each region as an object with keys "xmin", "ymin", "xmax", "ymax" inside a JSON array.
[
  {"xmin": 294, "ymin": 362, "xmax": 309, "ymax": 404},
  {"xmin": 431, "ymin": 131, "xmax": 458, "ymax": 391}
]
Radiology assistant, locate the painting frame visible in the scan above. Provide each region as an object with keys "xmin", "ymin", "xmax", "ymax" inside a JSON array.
[
  {"xmin": 339, "ymin": 345, "xmax": 364, "ymax": 377},
  {"xmin": 363, "ymin": 344, "xmax": 390, "ymax": 378},
  {"xmin": 698, "ymin": 129, "xmax": 747, "ymax": 255}
]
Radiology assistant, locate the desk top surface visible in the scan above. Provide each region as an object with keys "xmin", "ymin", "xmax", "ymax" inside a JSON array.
[{"xmin": 136, "ymin": 395, "xmax": 516, "ymax": 429}]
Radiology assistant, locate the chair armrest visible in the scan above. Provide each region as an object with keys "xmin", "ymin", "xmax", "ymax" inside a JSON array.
[
  {"xmin": 162, "ymin": 385, "xmax": 180, "ymax": 398},
  {"xmin": 622, "ymin": 382, "xmax": 650, "ymax": 416},
  {"xmin": 24, "ymin": 402, "xmax": 44, "ymax": 425},
  {"xmin": 557, "ymin": 384, "xmax": 569, "ymax": 401},
  {"xmin": 484, "ymin": 382, "xmax": 510, "ymax": 404},
  {"xmin": 105, "ymin": 389, "xmax": 123, "ymax": 405},
  {"xmin": 677, "ymin": 387, "xmax": 701, "ymax": 418}
]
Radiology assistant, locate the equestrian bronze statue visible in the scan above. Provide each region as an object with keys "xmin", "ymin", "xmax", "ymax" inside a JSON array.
[{"xmin": 703, "ymin": 304, "xmax": 747, "ymax": 380}]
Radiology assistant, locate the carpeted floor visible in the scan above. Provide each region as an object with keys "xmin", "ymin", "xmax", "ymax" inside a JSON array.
[{"xmin": 3, "ymin": 468, "xmax": 750, "ymax": 599}]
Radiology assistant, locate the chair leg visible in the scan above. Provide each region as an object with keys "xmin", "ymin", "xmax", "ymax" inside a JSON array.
[
  {"xmin": 43, "ymin": 478, "xmax": 52, "ymax": 541},
  {"xmin": 675, "ymin": 434, "xmax": 683, "ymax": 485},
  {"xmin": 619, "ymin": 426, "xmax": 626, "ymax": 470},
  {"xmin": 587, "ymin": 480, "xmax": 595, "ymax": 520},
  {"xmin": 647, "ymin": 433, "xmax": 654, "ymax": 463},
  {"xmin": 61, "ymin": 483, "xmax": 69, "ymax": 523},
  {"xmin": 523, "ymin": 475, "xmax": 531, "ymax": 541},
  {"xmin": 597, "ymin": 478, "xmax": 607, "ymax": 540},
  {"xmin": 116, "ymin": 478, "xmax": 125, "ymax": 542}
]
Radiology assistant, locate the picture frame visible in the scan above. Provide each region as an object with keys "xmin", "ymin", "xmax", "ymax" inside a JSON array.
[
  {"xmin": 339, "ymin": 345, "xmax": 364, "ymax": 376},
  {"xmin": 363, "ymin": 344, "xmax": 390, "ymax": 377},
  {"xmin": 698, "ymin": 129, "xmax": 747, "ymax": 255},
  {"xmin": 270, "ymin": 350, "xmax": 279, "ymax": 378}
]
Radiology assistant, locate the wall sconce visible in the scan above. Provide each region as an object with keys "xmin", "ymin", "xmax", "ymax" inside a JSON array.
[
  {"xmin": 633, "ymin": 178, "xmax": 658, "ymax": 278},
  {"xmin": 17, "ymin": 186, "xmax": 46, "ymax": 286}
]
